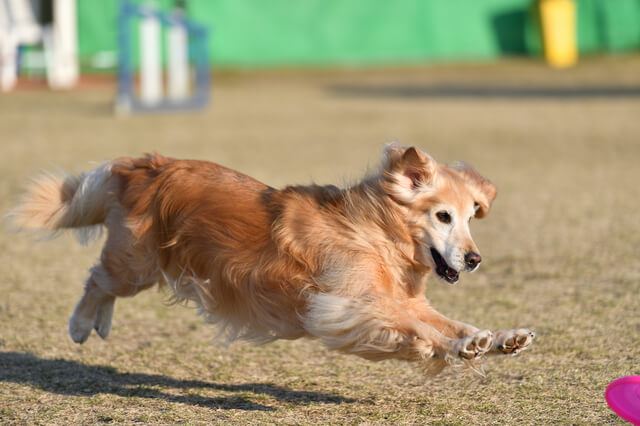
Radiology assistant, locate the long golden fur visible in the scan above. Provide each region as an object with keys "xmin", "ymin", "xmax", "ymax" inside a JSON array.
[{"xmin": 10, "ymin": 144, "xmax": 534, "ymax": 374}]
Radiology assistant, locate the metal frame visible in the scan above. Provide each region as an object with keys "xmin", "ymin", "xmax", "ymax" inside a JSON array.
[{"xmin": 115, "ymin": 0, "xmax": 211, "ymax": 114}]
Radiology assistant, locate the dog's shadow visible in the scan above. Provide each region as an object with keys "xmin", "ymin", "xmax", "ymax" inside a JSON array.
[{"xmin": 0, "ymin": 351, "xmax": 355, "ymax": 411}]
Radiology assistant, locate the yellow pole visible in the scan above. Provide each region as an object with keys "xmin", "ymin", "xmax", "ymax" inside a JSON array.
[{"xmin": 539, "ymin": 0, "xmax": 578, "ymax": 68}]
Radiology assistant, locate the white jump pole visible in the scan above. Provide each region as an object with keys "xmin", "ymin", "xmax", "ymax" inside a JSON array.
[
  {"xmin": 167, "ymin": 22, "xmax": 189, "ymax": 101},
  {"xmin": 49, "ymin": 0, "xmax": 78, "ymax": 89},
  {"xmin": 0, "ymin": 0, "xmax": 16, "ymax": 92},
  {"xmin": 139, "ymin": 10, "xmax": 162, "ymax": 105},
  {"xmin": 0, "ymin": 31, "xmax": 18, "ymax": 92}
]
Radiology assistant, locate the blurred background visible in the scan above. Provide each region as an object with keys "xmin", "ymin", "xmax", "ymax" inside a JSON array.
[
  {"xmin": 1, "ymin": 0, "xmax": 638, "ymax": 173},
  {"xmin": 2, "ymin": 0, "xmax": 640, "ymax": 92},
  {"xmin": 1, "ymin": 1, "xmax": 640, "ymax": 423},
  {"xmin": 3, "ymin": 0, "xmax": 640, "ymax": 74}
]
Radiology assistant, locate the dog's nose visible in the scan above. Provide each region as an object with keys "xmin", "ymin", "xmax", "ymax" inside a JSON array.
[{"xmin": 465, "ymin": 251, "xmax": 482, "ymax": 269}]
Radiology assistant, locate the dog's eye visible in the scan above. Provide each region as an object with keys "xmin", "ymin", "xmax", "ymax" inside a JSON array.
[{"xmin": 436, "ymin": 211, "xmax": 451, "ymax": 224}]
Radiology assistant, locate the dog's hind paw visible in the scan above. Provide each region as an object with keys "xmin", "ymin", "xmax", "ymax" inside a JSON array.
[
  {"xmin": 93, "ymin": 297, "xmax": 115, "ymax": 339},
  {"xmin": 455, "ymin": 329, "xmax": 493, "ymax": 360},
  {"xmin": 69, "ymin": 314, "xmax": 93, "ymax": 344},
  {"xmin": 492, "ymin": 328, "xmax": 535, "ymax": 355}
]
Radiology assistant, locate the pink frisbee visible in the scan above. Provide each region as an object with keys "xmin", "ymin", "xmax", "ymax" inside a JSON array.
[{"xmin": 606, "ymin": 376, "xmax": 640, "ymax": 425}]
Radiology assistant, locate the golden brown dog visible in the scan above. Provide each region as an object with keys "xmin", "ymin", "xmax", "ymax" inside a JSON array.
[{"xmin": 11, "ymin": 144, "xmax": 534, "ymax": 373}]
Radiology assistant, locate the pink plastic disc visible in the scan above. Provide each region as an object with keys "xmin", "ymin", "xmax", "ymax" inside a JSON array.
[{"xmin": 606, "ymin": 376, "xmax": 640, "ymax": 425}]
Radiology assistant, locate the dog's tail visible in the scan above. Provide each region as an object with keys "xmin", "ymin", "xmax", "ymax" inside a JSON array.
[{"xmin": 8, "ymin": 163, "xmax": 114, "ymax": 244}]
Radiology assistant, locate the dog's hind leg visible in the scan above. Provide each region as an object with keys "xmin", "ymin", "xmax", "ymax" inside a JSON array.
[
  {"xmin": 69, "ymin": 262, "xmax": 157, "ymax": 343},
  {"xmin": 94, "ymin": 294, "xmax": 115, "ymax": 339},
  {"xmin": 70, "ymin": 211, "xmax": 161, "ymax": 343},
  {"xmin": 69, "ymin": 271, "xmax": 113, "ymax": 343}
]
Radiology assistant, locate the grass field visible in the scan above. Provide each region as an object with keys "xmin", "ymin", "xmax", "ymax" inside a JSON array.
[{"xmin": 1, "ymin": 56, "xmax": 640, "ymax": 424}]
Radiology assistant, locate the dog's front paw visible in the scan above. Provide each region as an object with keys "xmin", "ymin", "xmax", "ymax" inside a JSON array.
[
  {"xmin": 455, "ymin": 329, "xmax": 493, "ymax": 360},
  {"xmin": 492, "ymin": 328, "xmax": 535, "ymax": 355}
]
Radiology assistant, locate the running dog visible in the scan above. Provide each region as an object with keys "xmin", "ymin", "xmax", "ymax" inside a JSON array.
[{"xmin": 10, "ymin": 144, "xmax": 534, "ymax": 373}]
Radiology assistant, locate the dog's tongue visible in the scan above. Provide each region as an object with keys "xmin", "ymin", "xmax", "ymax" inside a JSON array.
[
  {"xmin": 436, "ymin": 264, "xmax": 459, "ymax": 284},
  {"xmin": 445, "ymin": 268, "xmax": 459, "ymax": 281}
]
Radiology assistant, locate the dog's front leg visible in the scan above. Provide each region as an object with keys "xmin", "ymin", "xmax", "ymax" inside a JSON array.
[
  {"xmin": 406, "ymin": 298, "xmax": 480, "ymax": 338},
  {"xmin": 409, "ymin": 320, "xmax": 494, "ymax": 363},
  {"xmin": 405, "ymin": 297, "xmax": 535, "ymax": 357},
  {"xmin": 302, "ymin": 294, "xmax": 493, "ymax": 363},
  {"xmin": 403, "ymin": 297, "xmax": 500, "ymax": 361}
]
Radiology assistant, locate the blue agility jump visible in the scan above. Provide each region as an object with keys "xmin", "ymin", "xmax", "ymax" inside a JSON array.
[{"xmin": 116, "ymin": 0, "xmax": 211, "ymax": 114}]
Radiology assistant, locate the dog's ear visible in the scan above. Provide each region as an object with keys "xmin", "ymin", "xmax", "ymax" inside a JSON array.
[
  {"xmin": 450, "ymin": 161, "xmax": 497, "ymax": 218},
  {"xmin": 382, "ymin": 144, "xmax": 437, "ymax": 204}
]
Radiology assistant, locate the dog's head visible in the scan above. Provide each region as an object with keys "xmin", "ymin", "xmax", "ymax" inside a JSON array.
[{"xmin": 382, "ymin": 144, "xmax": 497, "ymax": 284}]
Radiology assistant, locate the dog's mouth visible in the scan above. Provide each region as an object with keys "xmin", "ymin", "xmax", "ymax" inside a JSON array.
[{"xmin": 430, "ymin": 248, "xmax": 459, "ymax": 284}]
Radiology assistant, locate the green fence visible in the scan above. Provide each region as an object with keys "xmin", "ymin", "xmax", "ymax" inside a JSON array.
[{"xmin": 77, "ymin": 0, "xmax": 640, "ymax": 71}]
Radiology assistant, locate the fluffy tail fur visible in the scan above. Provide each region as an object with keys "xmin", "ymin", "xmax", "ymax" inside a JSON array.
[{"xmin": 9, "ymin": 163, "xmax": 113, "ymax": 244}]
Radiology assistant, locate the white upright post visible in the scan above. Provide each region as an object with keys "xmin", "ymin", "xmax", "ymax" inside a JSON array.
[
  {"xmin": 167, "ymin": 23, "xmax": 189, "ymax": 101},
  {"xmin": 0, "ymin": 31, "xmax": 18, "ymax": 92},
  {"xmin": 49, "ymin": 0, "xmax": 78, "ymax": 89},
  {"xmin": 139, "ymin": 11, "xmax": 162, "ymax": 105},
  {"xmin": 9, "ymin": 0, "xmax": 42, "ymax": 43},
  {"xmin": 1, "ymin": 0, "xmax": 42, "ymax": 92}
]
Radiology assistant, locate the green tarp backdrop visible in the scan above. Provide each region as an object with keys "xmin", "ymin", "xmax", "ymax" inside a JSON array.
[{"xmin": 77, "ymin": 0, "xmax": 640, "ymax": 70}]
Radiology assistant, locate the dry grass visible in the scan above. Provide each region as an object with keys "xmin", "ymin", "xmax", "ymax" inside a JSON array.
[{"xmin": 1, "ymin": 56, "xmax": 640, "ymax": 424}]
